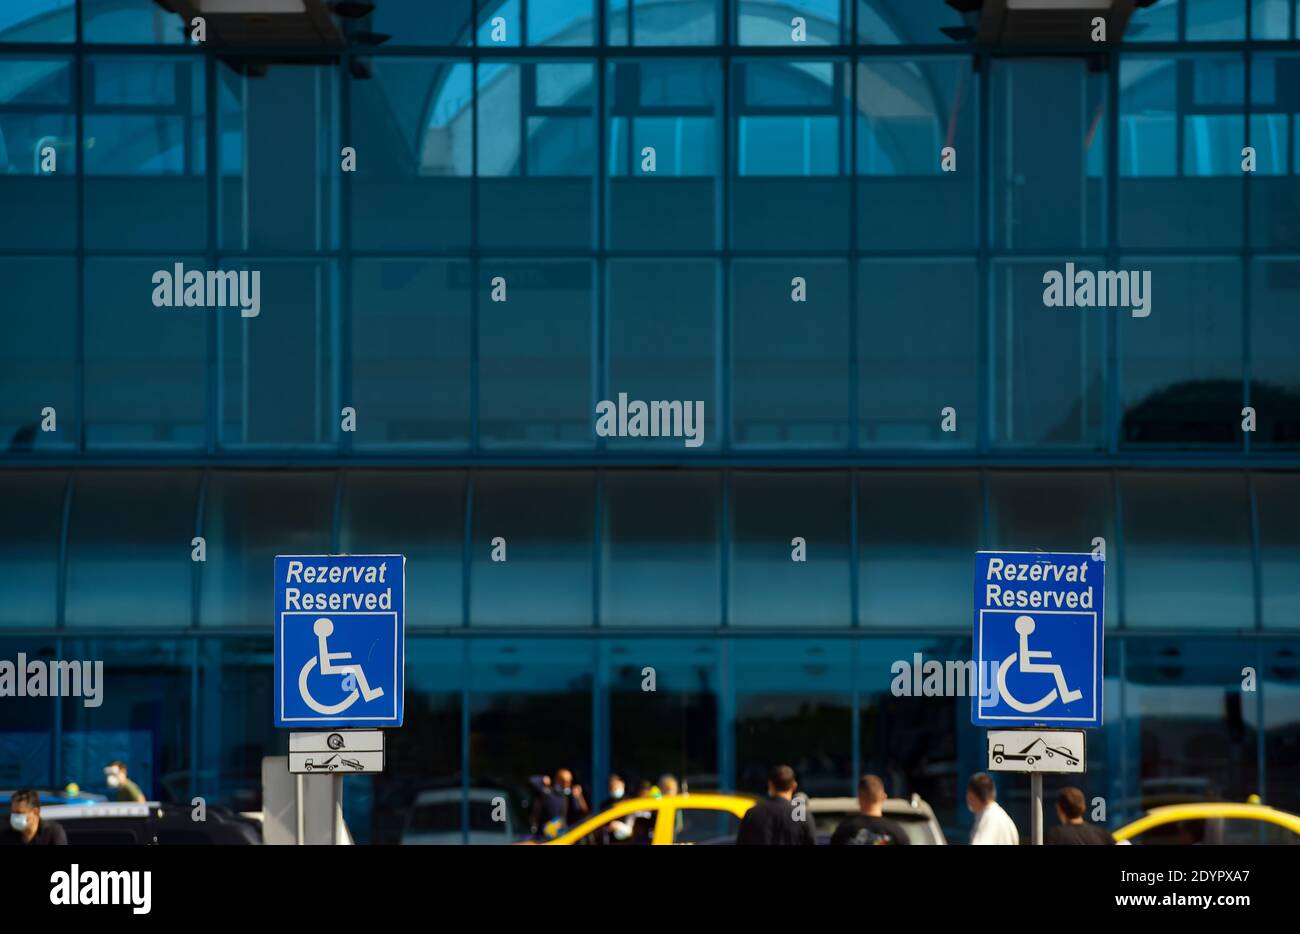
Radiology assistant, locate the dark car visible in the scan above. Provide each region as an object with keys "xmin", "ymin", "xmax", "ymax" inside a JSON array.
[{"xmin": 37, "ymin": 801, "xmax": 261, "ymax": 845}]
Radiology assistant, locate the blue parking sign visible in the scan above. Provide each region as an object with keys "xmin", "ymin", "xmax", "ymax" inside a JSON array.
[
  {"xmin": 972, "ymin": 551, "xmax": 1104, "ymax": 729},
  {"xmin": 274, "ymin": 555, "xmax": 405, "ymax": 728}
]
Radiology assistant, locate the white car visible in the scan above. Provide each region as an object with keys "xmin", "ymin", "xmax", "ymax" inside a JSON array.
[
  {"xmin": 401, "ymin": 788, "xmax": 517, "ymax": 845},
  {"xmin": 806, "ymin": 794, "xmax": 948, "ymax": 844}
]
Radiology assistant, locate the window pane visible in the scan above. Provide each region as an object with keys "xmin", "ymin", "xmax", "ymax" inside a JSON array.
[
  {"xmin": 1251, "ymin": 259, "xmax": 1300, "ymax": 446},
  {"xmin": 61, "ymin": 638, "xmax": 192, "ymax": 803},
  {"xmin": 218, "ymin": 64, "xmax": 338, "ymax": 252},
  {"xmin": 607, "ymin": 639, "xmax": 718, "ymax": 791},
  {"xmin": 607, "ymin": 59, "xmax": 721, "ymax": 250},
  {"xmin": 480, "ymin": 260, "xmax": 593, "ymax": 447},
  {"xmin": 606, "ymin": 260, "xmax": 718, "ymax": 451},
  {"xmin": 0, "ymin": 1, "xmax": 74, "ymax": 42},
  {"xmin": 85, "ymin": 57, "xmax": 206, "ymax": 251},
  {"xmin": 992, "ymin": 261, "xmax": 1106, "ymax": 447},
  {"xmin": 477, "ymin": 61, "xmax": 595, "ymax": 249},
  {"xmin": 83, "ymin": 0, "xmax": 186, "ymax": 43},
  {"xmin": 528, "ymin": 0, "xmax": 595, "ymax": 45},
  {"xmin": 0, "ymin": 472, "xmax": 65, "ymax": 628},
  {"xmin": 1187, "ymin": 0, "xmax": 1246, "ymax": 39},
  {"xmin": 1249, "ymin": 54, "xmax": 1300, "ymax": 249},
  {"xmin": 1263, "ymin": 639, "xmax": 1300, "ymax": 816},
  {"xmin": 469, "ymin": 639, "xmax": 592, "ymax": 837},
  {"xmin": 1252, "ymin": 0, "xmax": 1293, "ymax": 38},
  {"xmin": 602, "ymin": 472, "xmax": 720, "ymax": 628},
  {"xmin": 857, "ymin": 0, "xmax": 968, "ymax": 44},
  {"xmin": 858, "ymin": 471, "xmax": 982, "ymax": 629},
  {"xmin": 194, "ymin": 638, "xmax": 277, "ymax": 814},
  {"xmin": 992, "ymin": 59, "xmax": 1105, "ymax": 250},
  {"xmin": 609, "ymin": 0, "xmax": 720, "ymax": 45},
  {"xmin": 857, "ymin": 58, "xmax": 976, "ymax": 250},
  {"xmin": 1257, "ymin": 474, "xmax": 1300, "ymax": 629},
  {"xmin": 200, "ymin": 472, "xmax": 336, "ymax": 628},
  {"xmin": 859, "ymin": 259, "xmax": 976, "ymax": 447},
  {"xmin": 219, "ymin": 260, "xmax": 337, "ymax": 448},
  {"xmin": 734, "ymin": 640, "xmax": 852, "ymax": 797},
  {"xmin": 0, "ymin": 258, "xmax": 76, "ymax": 451},
  {"xmin": 65, "ymin": 472, "xmax": 200, "ymax": 629},
  {"xmin": 739, "ymin": 0, "xmax": 844, "ymax": 45},
  {"xmin": 339, "ymin": 472, "xmax": 465, "ymax": 630},
  {"xmin": 987, "ymin": 472, "xmax": 1116, "ymax": 628},
  {"xmin": 1120, "ymin": 473, "xmax": 1254, "ymax": 629},
  {"xmin": 730, "ymin": 472, "xmax": 850, "ymax": 628},
  {"xmin": 1124, "ymin": 638, "xmax": 1258, "ymax": 810},
  {"xmin": 1120, "ymin": 258, "xmax": 1242, "ymax": 447},
  {"xmin": 1120, "ymin": 56, "xmax": 1244, "ymax": 249},
  {"xmin": 732, "ymin": 60, "xmax": 849, "ymax": 250},
  {"xmin": 370, "ymin": 0, "xmax": 473, "ymax": 45},
  {"xmin": 85, "ymin": 257, "xmax": 206, "ymax": 449},
  {"xmin": 351, "ymin": 260, "xmax": 471, "ymax": 448},
  {"xmin": 350, "ymin": 59, "xmax": 472, "ymax": 251},
  {"xmin": 0, "ymin": 57, "xmax": 76, "ymax": 248},
  {"xmin": 732, "ymin": 260, "xmax": 849, "ymax": 446},
  {"xmin": 0, "ymin": 636, "xmax": 57, "ymax": 788},
  {"xmin": 471, "ymin": 471, "xmax": 593, "ymax": 627}
]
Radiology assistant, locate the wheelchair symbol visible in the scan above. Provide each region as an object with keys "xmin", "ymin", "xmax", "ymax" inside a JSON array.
[
  {"xmin": 298, "ymin": 617, "xmax": 385, "ymax": 716},
  {"xmin": 995, "ymin": 615, "xmax": 1083, "ymax": 713}
]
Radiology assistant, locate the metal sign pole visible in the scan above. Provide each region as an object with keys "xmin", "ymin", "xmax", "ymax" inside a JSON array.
[
  {"xmin": 1031, "ymin": 772, "xmax": 1043, "ymax": 845},
  {"xmin": 295, "ymin": 773, "xmax": 304, "ymax": 845}
]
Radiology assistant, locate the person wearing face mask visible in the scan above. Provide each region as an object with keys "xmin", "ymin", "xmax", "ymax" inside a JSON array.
[
  {"xmin": 553, "ymin": 767, "xmax": 589, "ymax": 826},
  {"xmin": 2, "ymin": 790, "xmax": 67, "ymax": 846},
  {"xmin": 599, "ymin": 774, "xmax": 636, "ymax": 843},
  {"xmin": 104, "ymin": 760, "xmax": 146, "ymax": 803}
]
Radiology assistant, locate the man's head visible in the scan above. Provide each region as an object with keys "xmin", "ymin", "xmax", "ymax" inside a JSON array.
[
  {"xmin": 767, "ymin": 764, "xmax": 798, "ymax": 800},
  {"xmin": 857, "ymin": 774, "xmax": 887, "ymax": 816},
  {"xmin": 1055, "ymin": 786, "xmax": 1086, "ymax": 825},
  {"xmin": 8, "ymin": 789, "xmax": 40, "ymax": 836},
  {"xmin": 608, "ymin": 773, "xmax": 625, "ymax": 799},
  {"xmin": 554, "ymin": 769, "xmax": 574, "ymax": 793},
  {"xmin": 104, "ymin": 760, "xmax": 128, "ymax": 788},
  {"xmin": 658, "ymin": 774, "xmax": 679, "ymax": 797},
  {"xmin": 966, "ymin": 772, "xmax": 996, "ymax": 813}
]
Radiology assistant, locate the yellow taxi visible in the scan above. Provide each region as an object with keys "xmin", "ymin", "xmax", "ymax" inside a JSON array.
[
  {"xmin": 1114, "ymin": 800, "xmax": 1300, "ymax": 845},
  {"xmin": 519, "ymin": 793, "xmax": 757, "ymax": 845}
]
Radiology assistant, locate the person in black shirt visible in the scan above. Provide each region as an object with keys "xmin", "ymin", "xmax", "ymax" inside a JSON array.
[
  {"xmin": 831, "ymin": 774, "xmax": 911, "ymax": 845},
  {"xmin": 736, "ymin": 764, "xmax": 816, "ymax": 845},
  {"xmin": 1045, "ymin": 786, "xmax": 1114, "ymax": 845},
  {"xmin": 2, "ymin": 789, "xmax": 67, "ymax": 846}
]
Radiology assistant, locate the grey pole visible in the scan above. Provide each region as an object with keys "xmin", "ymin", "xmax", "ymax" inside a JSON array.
[
  {"xmin": 1031, "ymin": 772, "xmax": 1043, "ymax": 845},
  {"xmin": 295, "ymin": 773, "xmax": 304, "ymax": 845}
]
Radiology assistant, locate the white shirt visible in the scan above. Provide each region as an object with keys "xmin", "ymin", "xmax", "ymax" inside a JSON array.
[{"xmin": 970, "ymin": 800, "xmax": 1020, "ymax": 845}]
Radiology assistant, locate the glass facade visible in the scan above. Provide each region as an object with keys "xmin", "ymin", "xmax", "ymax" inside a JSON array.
[{"xmin": 0, "ymin": 1, "xmax": 1298, "ymax": 844}]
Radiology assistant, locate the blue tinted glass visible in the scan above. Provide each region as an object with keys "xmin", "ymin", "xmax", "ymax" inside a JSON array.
[
  {"xmin": 1187, "ymin": 0, "xmax": 1246, "ymax": 39},
  {"xmin": 195, "ymin": 638, "xmax": 277, "ymax": 813},
  {"xmin": 1252, "ymin": 0, "xmax": 1293, "ymax": 38},
  {"xmin": 479, "ymin": 261, "xmax": 594, "ymax": 447},
  {"xmin": 0, "ymin": 473, "xmax": 65, "ymax": 628},
  {"xmin": 602, "ymin": 472, "xmax": 721, "ymax": 628},
  {"xmin": 0, "ymin": 259, "xmax": 76, "ymax": 451},
  {"xmin": 1125, "ymin": 0, "xmax": 1179, "ymax": 41},
  {"xmin": 65, "ymin": 472, "xmax": 200, "ymax": 628},
  {"xmin": 858, "ymin": 472, "xmax": 982, "ymax": 629},
  {"xmin": 0, "ymin": 636, "xmax": 57, "ymax": 786},
  {"xmin": 993, "ymin": 59, "xmax": 1105, "ymax": 250},
  {"xmin": 218, "ymin": 64, "xmax": 338, "ymax": 252},
  {"xmin": 200, "ymin": 472, "xmax": 336, "ymax": 629},
  {"xmin": 857, "ymin": 0, "xmax": 967, "ymax": 44},
  {"xmin": 606, "ymin": 259, "xmax": 718, "ymax": 450},
  {"xmin": 1257, "ymin": 475, "xmax": 1300, "ymax": 628},
  {"xmin": 729, "ymin": 473, "xmax": 851, "ymax": 627},
  {"xmin": 992, "ymin": 261, "xmax": 1106, "ymax": 447},
  {"xmin": 219, "ymin": 260, "xmax": 337, "ymax": 448},
  {"xmin": 609, "ymin": 0, "xmax": 719, "ymax": 45},
  {"xmin": 1120, "ymin": 258, "xmax": 1242, "ymax": 447},
  {"xmin": 471, "ymin": 472, "xmax": 594, "ymax": 627},
  {"xmin": 368, "ymin": 0, "xmax": 473, "ymax": 45},
  {"xmin": 1249, "ymin": 259, "xmax": 1300, "ymax": 445},
  {"xmin": 349, "ymin": 58, "xmax": 471, "ymax": 251},
  {"xmin": 739, "ymin": 0, "xmax": 843, "ymax": 45},
  {"xmin": 528, "ymin": 0, "xmax": 595, "ymax": 45},
  {"xmin": 731, "ymin": 259, "xmax": 850, "ymax": 446},
  {"xmin": 607, "ymin": 59, "xmax": 721, "ymax": 249},
  {"xmin": 0, "ymin": 58, "xmax": 75, "ymax": 247},
  {"xmin": 351, "ymin": 260, "xmax": 471, "ymax": 448},
  {"xmin": 83, "ymin": 0, "xmax": 187, "ymax": 44},
  {"xmin": 477, "ymin": 0, "xmax": 522, "ymax": 45},
  {"xmin": 339, "ymin": 472, "xmax": 465, "ymax": 629},
  {"xmin": 1250, "ymin": 55, "xmax": 1300, "ymax": 249},
  {"xmin": 477, "ymin": 61, "xmax": 595, "ymax": 248},
  {"xmin": 85, "ymin": 57, "xmax": 206, "ymax": 250},
  {"xmin": 858, "ymin": 259, "xmax": 977, "ymax": 447},
  {"xmin": 85, "ymin": 257, "xmax": 206, "ymax": 448},
  {"xmin": 856, "ymin": 58, "xmax": 976, "ymax": 249},
  {"xmin": 1121, "ymin": 474, "xmax": 1254, "ymax": 628},
  {"xmin": 0, "ymin": 0, "xmax": 74, "ymax": 42}
]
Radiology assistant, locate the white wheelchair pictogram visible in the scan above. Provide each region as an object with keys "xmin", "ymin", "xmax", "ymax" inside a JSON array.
[
  {"xmin": 298, "ymin": 617, "xmax": 385, "ymax": 715},
  {"xmin": 995, "ymin": 615, "xmax": 1083, "ymax": 713}
]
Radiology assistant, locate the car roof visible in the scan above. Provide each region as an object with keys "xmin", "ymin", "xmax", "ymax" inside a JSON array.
[
  {"xmin": 1114, "ymin": 802, "xmax": 1300, "ymax": 840},
  {"xmin": 806, "ymin": 796, "xmax": 938, "ymax": 820}
]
